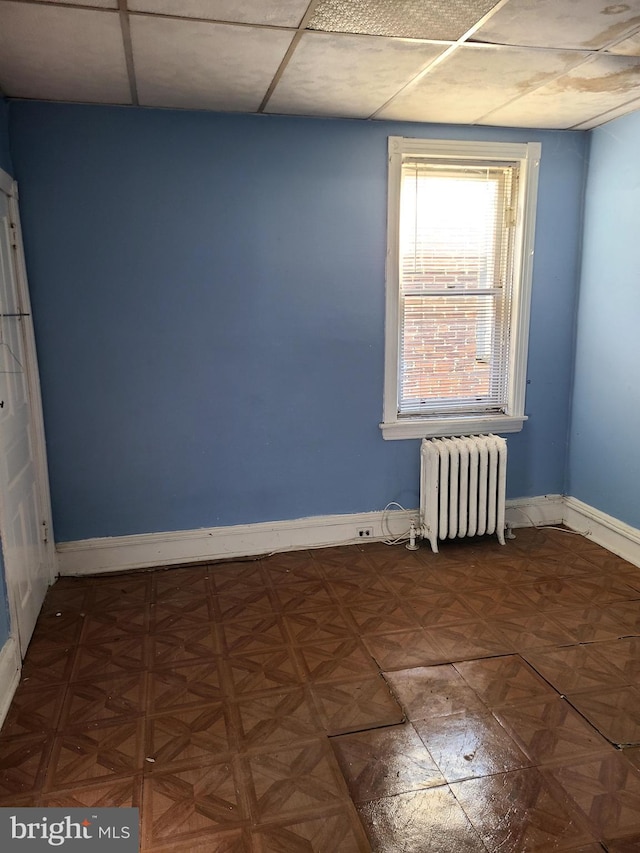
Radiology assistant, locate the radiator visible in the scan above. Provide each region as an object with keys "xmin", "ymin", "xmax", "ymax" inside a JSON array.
[{"xmin": 420, "ymin": 434, "xmax": 507, "ymax": 553}]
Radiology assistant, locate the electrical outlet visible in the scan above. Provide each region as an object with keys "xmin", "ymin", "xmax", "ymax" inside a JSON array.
[{"xmin": 357, "ymin": 527, "xmax": 373, "ymax": 538}]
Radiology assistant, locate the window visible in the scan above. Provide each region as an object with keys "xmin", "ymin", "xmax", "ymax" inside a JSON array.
[{"xmin": 381, "ymin": 137, "xmax": 540, "ymax": 440}]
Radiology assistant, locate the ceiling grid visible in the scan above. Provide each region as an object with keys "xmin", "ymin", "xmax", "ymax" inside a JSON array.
[{"xmin": 0, "ymin": 0, "xmax": 640, "ymax": 129}]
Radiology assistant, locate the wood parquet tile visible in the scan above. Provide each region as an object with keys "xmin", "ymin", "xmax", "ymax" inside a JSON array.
[
  {"xmin": 20, "ymin": 641, "xmax": 77, "ymax": 687},
  {"xmin": 0, "ymin": 733, "xmax": 52, "ymax": 796},
  {"xmin": 253, "ymin": 805, "xmax": 370, "ymax": 852},
  {"xmin": 565, "ymin": 686, "xmax": 640, "ymax": 746},
  {"xmin": 151, "ymin": 623, "xmax": 219, "ymax": 667},
  {"xmin": 61, "ymin": 674, "xmax": 147, "ymax": 727},
  {"xmin": 3, "ymin": 530, "xmax": 640, "ymax": 850},
  {"xmin": 310, "ymin": 676, "xmax": 404, "ymax": 736},
  {"xmin": 80, "ymin": 604, "xmax": 150, "ymax": 643},
  {"xmin": 454, "ymin": 654, "xmax": 557, "ymax": 708},
  {"xmin": 45, "ymin": 719, "xmax": 144, "ymax": 789},
  {"xmin": 72, "ymin": 636, "xmax": 150, "ymax": 681},
  {"xmin": 492, "ymin": 612, "xmax": 576, "ymax": 651},
  {"xmin": 273, "ymin": 581, "xmax": 336, "ymax": 614},
  {"xmin": 145, "ymin": 829, "xmax": 253, "ymax": 853},
  {"xmin": 89, "ymin": 575, "xmax": 152, "ymax": 610},
  {"xmin": 147, "ymin": 660, "xmax": 226, "ymax": 712},
  {"xmin": 524, "ymin": 645, "xmax": 628, "ymax": 694},
  {"xmin": 40, "ymin": 776, "xmax": 141, "ymax": 808},
  {"xmin": 245, "ymin": 739, "xmax": 349, "ymax": 823},
  {"xmin": 223, "ymin": 614, "xmax": 290, "ymax": 655},
  {"xmin": 225, "ymin": 648, "xmax": 304, "ymax": 698},
  {"xmin": 235, "ymin": 687, "xmax": 323, "ymax": 751},
  {"xmin": 152, "ymin": 568, "xmax": 211, "ymax": 602},
  {"xmin": 210, "ymin": 564, "xmax": 270, "ymax": 595},
  {"xmin": 543, "ymin": 752, "xmax": 640, "ymax": 841},
  {"xmin": 29, "ymin": 611, "xmax": 84, "ymax": 647},
  {"xmin": 345, "ymin": 598, "xmax": 421, "ymax": 636},
  {"xmin": 492, "ymin": 696, "xmax": 611, "ymax": 766},
  {"xmin": 0, "ymin": 684, "xmax": 66, "ymax": 737},
  {"xmin": 296, "ymin": 638, "xmax": 379, "ymax": 684},
  {"xmin": 550, "ymin": 604, "xmax": 630, "ymax": 644},
  {"xmin": 151, "ymin": 597, "xmax": 214, "ymax": 632},
  {"xmin": 146, "ymin": 703, "xmax": 234, "ymax": 770},
  {"xmin": 263, "ymin": 550, "xmax": 325, "ymax": 584},
  {"xmin": 143, "ymin": 757, "xmax": 249, "ymax": 846},
  {"xmin": 284, "ymin": 607, "xmax": 358, "ymax": 645}
]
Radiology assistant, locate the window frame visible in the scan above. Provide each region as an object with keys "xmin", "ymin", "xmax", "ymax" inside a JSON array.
[{"xmin": 381, "ymin": 136, "xmax": 541, "ymax": 441}]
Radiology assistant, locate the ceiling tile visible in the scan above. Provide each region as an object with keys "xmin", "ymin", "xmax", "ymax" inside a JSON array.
[
  {"xmin": 266, "ymin": 32, "xmax": 446, "ymax": 118},
  {"xmin": 0, "ymin": 2, "xmax": 130, "ymax": 103},
  {"xmin": 131, "ymin": 16, "xmax": 294, "ymax": 111},
  {"xmin": 607, "ymin": 31, "xmax": 640, "ymax": 55},
  {"xmin": 572, "ymin": 93, "xmax": 640, "ymax": 127},
  {"xmin": 376, "ymin": 44, "xmax": 589, "ymax": 124},
  {"xmin": 308, "ymin": 0, "xmax": 498, "ymax": 41},
  {"xmin": 473, "ymin": 0, "xmax": 640, "ymax": 51},
  {"xmin": 37, "ymin": 0, "xmax": 117, "ymax": 7},
  {"xmin": 128, "ymin": 0, "xmax": 309, "ymax": 27},
  {"xmin": 485, "ymin": 53, "xmax": 640, "ymax": 128}
]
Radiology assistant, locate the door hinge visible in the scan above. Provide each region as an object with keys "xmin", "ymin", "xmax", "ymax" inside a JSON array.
[{"xmin": 42, "ymin": 520, "xmax": 49, "ymax": 545}]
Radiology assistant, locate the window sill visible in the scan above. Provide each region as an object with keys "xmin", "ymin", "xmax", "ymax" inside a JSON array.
[{"xmin": 379, "ymin": 414, "xmax": 527, "ymax": 440}]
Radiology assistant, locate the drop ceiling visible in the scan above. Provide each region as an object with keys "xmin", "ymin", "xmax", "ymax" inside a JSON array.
[{"xmin": 1, "ymin": 0, "xmax": 640, "ymax": 129}]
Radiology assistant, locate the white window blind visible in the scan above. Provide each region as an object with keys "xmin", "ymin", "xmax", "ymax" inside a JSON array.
[{"xmin": 398, "ymin": 158, "xmax": 519, "ymax": 418}]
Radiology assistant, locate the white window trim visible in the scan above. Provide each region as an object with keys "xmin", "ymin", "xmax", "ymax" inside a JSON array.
[{"xmin": 380, "ymin": 136, "xmax": 541, "ymax": 441}]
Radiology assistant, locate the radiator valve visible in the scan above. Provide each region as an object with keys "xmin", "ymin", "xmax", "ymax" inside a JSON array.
[{"xmin": 406, "ymin": 519, "xmax": 420, "ymax": 551}]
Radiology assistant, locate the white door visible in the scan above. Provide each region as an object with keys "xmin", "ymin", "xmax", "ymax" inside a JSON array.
[{"xmin": 0, "ymin": 173, "xmax": 55, "ymax": 656}]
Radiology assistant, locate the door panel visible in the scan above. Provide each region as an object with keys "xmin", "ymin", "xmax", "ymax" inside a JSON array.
[{"xmin": 0, "ymin": 184, "xmax": 52, "ymax": 655}]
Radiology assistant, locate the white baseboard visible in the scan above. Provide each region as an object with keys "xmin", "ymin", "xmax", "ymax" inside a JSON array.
[
  {"xmin": 56, "ymin": 509, "xmax": 421, "ymax": 576},
  {"xmin": 506, "ymin": 494, "xmax": 565, "ymax": 528},
  {"xmin": 0, "ymin": 636, "xmax": 21, "ymax": 728},
  {"xmin": 563, "ymin": 496, "xmax": 640, "ymax": 568},
  {"xmin": 56, "ymin": 496, "xmax": 560, "ymax": 577}
]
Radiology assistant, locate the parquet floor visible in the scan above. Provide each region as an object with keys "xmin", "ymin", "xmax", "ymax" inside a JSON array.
[{"xmin": 2, "ymin": 527, "xmax": 640, "ymax": 850}]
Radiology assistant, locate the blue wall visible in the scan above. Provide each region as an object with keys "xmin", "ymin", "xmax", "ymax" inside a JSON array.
[
  {"xmin": 0, "ymin": 99, "xmax": 12, "ymax": 645},
  {"xmin": 8, "ymin": 102, "xmax": 587, "ymax": 542},
  {"xmin": 569, "ymin": 111, "xmax": 640, "ymax": 527}
]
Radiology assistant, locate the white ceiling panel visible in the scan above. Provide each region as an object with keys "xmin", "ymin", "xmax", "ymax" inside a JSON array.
[
  {"xmin": 37, "ymin": 0, "xmax": 117, "ymax": 7},
  {"xmin": 128, "ymin": 0, "xmax": 309, "ymax": 27},
  {"xmin": 377, "ymin": 44, "xmax": 589, "ymax": 124},
  {"xmin": 473, "ymin": 0, "xmax": 640, "ymax": 51},
  {"xmin": 608, "ymin": 31, "xmax": 640, "ymax": 55},
  {"xmin": 0, "ymin": 2, "xmax": 130, "ymax": 103},
  {"xmin": 131, "ymin": 16, "xmax": 294, "ymax": 111},
  {"xmin": 572, "ymin": 92, "xmax": 640, "ymax": 127},
  {"xmin": 266, "ymin": 32, "xmax": 446, "ymax": 118},
  {"xmin": 485, "ymin": 54, "xmax": 640, "ymax": 128}
]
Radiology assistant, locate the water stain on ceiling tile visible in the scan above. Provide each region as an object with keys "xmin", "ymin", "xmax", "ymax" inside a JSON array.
[
  {"xmin": 607, "ymin": 31, "xmax": 640, "ymax": 53},
  {"xmin": 375, "ymin": 44, "xmax": 589, "ymax": 124},
  {"xmin": 581, "ymin": 14, "xmax": 640, "ymax": 49},
  {"xmin": 554, "ymin": 61, "xmax": 640, "ymax": 93},
  {"xmin": 485, "ymin": 53, "xmax": 640, "ymax": 128},
  {"xmin": 473, "ymin": 0, "xmax": 640, "ymax": 50}
]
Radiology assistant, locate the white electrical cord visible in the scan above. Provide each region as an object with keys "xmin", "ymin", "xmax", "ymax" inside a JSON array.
[
  {"xmin": 381, "ymin": 501, "xmax": 416, "ymax": 546},
  {"xmin": 508, "ymin": 506, "xmax": 589, "ymax": 537}
]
